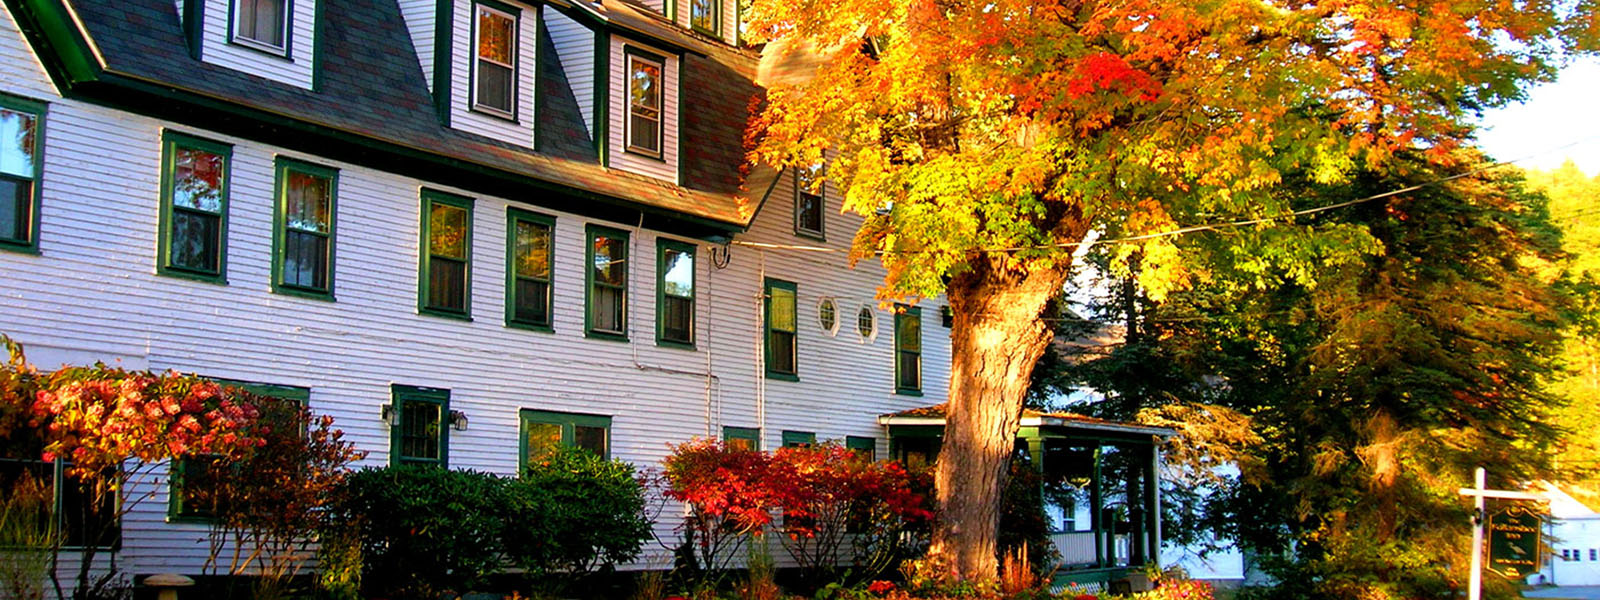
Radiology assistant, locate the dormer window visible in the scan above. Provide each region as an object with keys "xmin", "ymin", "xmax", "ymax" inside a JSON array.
[
  {"xmin": 233, "ymin": 0, "xmax": 289, "ymax": 53},
  {"xmin": 627, "ymin": 53, "xmax": 664, "ymax": 157},
  {"xmin": 690, "ymin": 0, "xmax": 719, "ymax": 35},
  {"xmin": 473, "ymin": 3, "xmax": 518, "ymax": 118},
  {"xmin": 795, "ymin": 162, "xmax": 825, "ymax": 239}
]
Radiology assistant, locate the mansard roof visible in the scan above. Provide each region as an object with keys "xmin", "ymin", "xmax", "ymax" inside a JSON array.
[{"xmin": 10, "ymin": 0, "xmax": 765, "ymax": 239}]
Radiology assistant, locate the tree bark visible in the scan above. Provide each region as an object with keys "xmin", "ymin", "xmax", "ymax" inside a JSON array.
[{"xmin": 928, "ymin": 221, "xmax": 1087, "ymax": 581}]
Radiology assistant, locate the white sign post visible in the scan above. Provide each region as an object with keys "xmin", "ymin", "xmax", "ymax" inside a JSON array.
[{"xmin": 1457, "ymin": 466, "xmax": 1546, "ymax": 600}]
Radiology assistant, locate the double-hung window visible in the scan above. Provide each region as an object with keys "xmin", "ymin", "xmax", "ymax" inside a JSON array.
[
  {"xmin": 419, "ymin": 190, "xmax": 473, "ymax": 318},
  {"xmin": 689, "ymin": 0, "xmax": 718, "ymax": 35},
  {"xmin": 520, "ymin": 409, "xmax": 611, "ymax": 469},
  {"xmin": 846, "ymin": 436, "xmax": 875, "ymax": 461},
  {"xmin": 473, "ymin": 3, "xmax": 518, "ymax": 118},
  {"xmin": 233, "ymin": 0, "xmax": 289, "ymax": 53},
  {"xmin": 0, "ymin": 95, "xmax": 43, "ymax": 253},
  {"xmin": 389, "ymin": 385, "xmax": 450, "ymax": 467},
  {"xmin": 170, "ymin": 382, "xmax": 308, "ymax": 520},
  {"xmin": 626, "ymin": 52, "xmax": 664, "ymax": 157},
  {"xmin": 586, "ymin": 225, "xmax": 629, "ymax": 339},
  {"xmin": 657, "ymin": 240, "xmax": 695, "ymax": 347},
  {"xmin": 764, "ymin": 278, "xmax": 798, "ymax": 380},
  {"xmin": 159, "ymin": 132, "xmax": 231, "ymax": 282},
  {"xmin": 794, "ymin": 163, "xmax": 825, "ymax": 239},
  {"xmin": 507, "ymin": 209, "xmax": 554, "ymax": 330},
  {"xmin": 895, "ymin": 304, "xmax": 922, "ymax": 395},
  {"xmin": 1, "ymin": 431, "xmax": 117, "ymax": 548},
  {"xmin": 273, "ymin": 158, "xmax": 337, "ymax": 299}
]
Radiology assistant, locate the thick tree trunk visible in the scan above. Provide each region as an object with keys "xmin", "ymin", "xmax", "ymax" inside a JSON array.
[{"xmin": 927, "ymin": 241, "xmax": 1082, "ymax": 581}]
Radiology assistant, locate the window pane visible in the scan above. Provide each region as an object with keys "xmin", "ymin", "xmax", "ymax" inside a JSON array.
[
  {"xmin": 401, "ymin": 400, "xmax": 441, "ymax": 461},
  {"xmin": 898, "ymin": 313, "xmax": 920, "ymax": 352},
  {"xmin": 595, "ymin": 285, "xmax": 624, "ymax": 332},
  {"xmin": 630, "ymin": 114, "xmax": 660, "ymax": 153},
  {"xmin": 857, "ymin": 307, "xmax": 874, "ymax": 337},
  {"xmin": 514, "ymin": 220, "xmax": 550, "ymax": 279},
  {"xmin": 476, "ymin": 61, "xmax": 514, "ymax": 113},
  {"xmin": 428, "ymin": 257, "xmax": 466, "ymax": 311},
  {"xmin": 429, "ymin": 203, "xmax": 468, "ymax": 260},
  {"xmin": 524, "ymin": 422, "xmax": 561, "ymax": 464},
  {"xmin": 771, "ymin": 330, "xmax": 795, "ymax": 374},
  {"xmin": 899, "ymin": 351, "xmax": 920, "ymax": 389},
  {"xmin": 662, "ymin": 295, "xmax": 692, "ymax": 344},
  {"xmin": 592, "ymin": 235, "xmax": 625, "ymax": 285},
  {"xmin": 1, "ymin": 177, "xmax": 30, "ymax": 243},
  {"xmin": 727, "ymin": 437, "xmax": 756, "ymax": 452},
  {"xmin": 770, "ymin": 287, "xmax": 795, "ymax": 332},
  {"xmin": 286, "ymin": 172, "xmax": 330, "ymax": 233},
  {"xmin": 514, "ymin": 279, "xmax": 550, "ymax": 325},
  {"xmin": 283, "ymin": 229, "xmax": 328, "ymax": 289},
  {"xmin": 171, "ymin": 209, "xmax": 221, "ymax": 272},
  {"xmin": 574, "ymin": 425, "xmax": 607, "ymax": 457},
  {"xmin": 690, "ymin": 0, "xmax": 716, "ymax": 31},
  {"xmin": 797, "ymin": 193, "xmax": 823, "ymax": 233},
  {"xmin": 0, "ymin": 109, "xmax": 37, "ymax": 178},
  {"xmin": 818, "ymin": 298, "xmax": 837, "ymax": 332},
  {"xmin": 238, "ymin": 0, "xmax": 286, "ymax": 47},
  {"xmin": 477, "ymin": 10, "xmax": 514, "ymax": 64},
  {"xmin": 630, "ymin": 60, "xmax": 661, "ymax": 111},
  {"xmin": 172, "ymin": 147, "xmax": 224, "ymax": 213},
  {"xmin": 662, "ymin": 248, "xmax": 693, "ymax": 299}
]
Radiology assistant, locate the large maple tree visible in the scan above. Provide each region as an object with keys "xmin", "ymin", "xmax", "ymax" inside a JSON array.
[{"xmin": 744, "ymin": 0, "xmax": 1598, "ymax": 581}]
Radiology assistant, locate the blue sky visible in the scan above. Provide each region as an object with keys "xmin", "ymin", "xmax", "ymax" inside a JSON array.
[{"xmin": 1475, "ymin": 56, "xmax": 1600, "ymax": 176}]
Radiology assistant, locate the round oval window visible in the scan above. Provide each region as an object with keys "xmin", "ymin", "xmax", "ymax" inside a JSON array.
[
  {"xmin": 818, "ymin": 297, "xmax": 839, "ymax": 335},
  {"xmin": 857, "ymin": 306, "xmax": 876, "ymax": 339}
]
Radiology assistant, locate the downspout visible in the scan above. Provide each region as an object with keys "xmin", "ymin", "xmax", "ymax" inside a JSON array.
[{"xmin": 756, "ymin": 249, "xmax": 766, "ymax": 449}]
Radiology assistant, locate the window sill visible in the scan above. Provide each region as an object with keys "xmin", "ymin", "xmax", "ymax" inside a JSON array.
[
  {"xmin": 656, "ymin": 338, "xmax": 696, "ymax": 351},
  {"xmin": 895, "ymin": 388, "xmax": 924, "ymax": 397},
  {"xmin": 0, "ymin": 241, "xmax": 40, "ymax": 255},
  {"xmin": 469, "ymin": 105, "xmax": 520, "ymax": 124},
  {"xmin": 586, "ymin": 329, "xmax": 630, "ymax": 342},
  {"xmin": 765, "ymin": 371, "xmax": 800, "ymax": 382},
  {"xmin": 420, "ymin": 307, "xmax": 473, "ymax": 321},
  {"xmin": 624, "ymin": 146, "xmax": 666, "ymax": 162},
  {"xmin": 272, "ymin": 284, "xmax": 335, "ymax": 302},
  {"xmin": 227, "ymin": 37, "xmax": 293, "ymax": 61},
  {"xmin": 157, "ymin": 266, "xmax": 228, "ymax": 285},
  {"xmin": 794, "ymin": 227, "xmax": 826, "ymax": 242},
  {"xmin": 507, "ymin": 319, "xmax": 554, "ymax": 333},
  {"xmin": 165, "ymin": 514, "xmax": 218, "ymax": 525}
]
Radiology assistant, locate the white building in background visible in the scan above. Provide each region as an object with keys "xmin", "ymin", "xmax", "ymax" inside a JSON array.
[
  {"xmin": 0, "ymin": 0, "xmax": 953, "ymax": 583},
  {"xmin": 1532, "ymin": 483, "xmax": 1600, "ymax": 586}
]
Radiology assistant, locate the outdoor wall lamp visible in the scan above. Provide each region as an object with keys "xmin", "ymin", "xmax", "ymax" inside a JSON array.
[
  {"xmin": 380, "ymin": 404, "xmax": 395, "ymax": 427},
  {"xmin": 450, "ymin": 410, "xmax": 469, "ymax": 431}
]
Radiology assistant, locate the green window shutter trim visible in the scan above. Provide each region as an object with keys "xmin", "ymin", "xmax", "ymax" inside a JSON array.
[
  {"xmin": 0, "ymin": 93, "xmax": 47, "ymax": 255},
  {"xmin": 270, "ymin": 156, "xmax": 339, "ymax": 301},
  {"xmin": 389, "ymin": 384, "xmax": 451, "ymax": 468},
  {"xmin": 418, "ymin": 189, "xmax": 475, "ymax": 320},
  {"xmin": 505, "ymin": 207, "xmax": 556, "ymax": 332},
  {"xmin": 169, "ymin": 379, "xmax": 311, "ymax": 521},
  {"xmin": 723, "ymin": 426, "xmax": 759, "ymax": 445},
  {"xmin": 895, "ymin": 304, "xmax": 923, "ymax": 396},
  {"xmin": 846, "ymin": 436, "xmax": 876, "ymax": 461},
  {"xmin": 655, "ymin": 238, "xmax": 697, "ymax": 349},
  {"xmin": 763, "ymin": 278, "xmax": 798, "ymax": 381},
  {"xmin": 584, "ymin": 223, "xmax": 631, "ymax": 341},
  {"xmin": 519, "ymin": 408, "xmax": 613, "ymax": 470},
  {"xmin": 157, "ymin": 130, "xmax": 233, "ymax": 284}
]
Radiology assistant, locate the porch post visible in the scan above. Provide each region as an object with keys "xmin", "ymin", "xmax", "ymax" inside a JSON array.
[
  {"xmin": 1092, "ymin": 445, "xmax": 1104, "ymax": 567},
  {"xmin": 1148, "ymin": 440, "xmax": 1161, "ymax": 569}
]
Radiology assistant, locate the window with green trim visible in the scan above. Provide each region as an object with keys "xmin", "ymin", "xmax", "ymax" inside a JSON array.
[
  {"xmin": 390, "ymin": 385, "xmax": 449, "ymax": 467},
  {"xmin": 764, "ymin": 278, "xmax": 798, "ymax": 379},
  {"xmin": 2, "ymin": 427, "xmax": 116, "ymax": 547},
  {"xmin": 626, "ymin": 52, "xmax": 664, "ymax": 157},
  {"xmin": 158, "ymin": 132, "xmax": 231, "ymax": 282},
  {"xmin": 846, "ymin": 436, "xmax": 875, "ymax": 461},
  {"xmin": 507, "ymin": 209, "xmax": 554, "ymax": 330},
  {"xmin": 420, "ymin": 190, "xmax": 474, "ymax": 317},
  {"xmin": 472, "ymin": 2, "xmax": 519, "ymax": 118},
  {"xmin": 895, "ymin": 305, "xmax": 922, "ymax": 395},
  {"xmin": 657, "ymin": 239, "xmax": 696, "ymax": 347},
  {"xmin": 233, "ymin": 0, "xmax": 289, "ymax": 53},
  {"xmin": 689, "ymin": 0, "xmax": 718, "ymax": 35},
  {"xmin": 586, "ymin": 225, "xmax": 629, "ymax": 338},
  {"xmin": 723, "ymin": 426, "xmax": 759, "ymax": 451},
  {"xmin": 273, "ymin": 158, "xmax": 337, "ymax": 298},
  {"xmin": 781, "ymin": 430, "xmax": 815, "ymax": 448},
  {"xmin": 170, "ymin": 382, "xmax": 309, "ymax": 520},
  {"xmin": 520, "ymin": 409, "xmax": 611, "ymax": 469},
  {"xmin": 0, "ymin": 95, "xmax": 44, "ymax": 253}
]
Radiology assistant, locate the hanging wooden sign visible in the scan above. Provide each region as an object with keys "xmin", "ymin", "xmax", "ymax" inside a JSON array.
[{"xmin": 1486, "ymin": 504, "xmax": 1542, "ymax": 579}]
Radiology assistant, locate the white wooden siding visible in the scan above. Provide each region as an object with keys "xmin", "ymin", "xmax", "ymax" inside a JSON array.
[
  {"xmin": 397, "ymin": 0, "xmax": 437, "ymax": 91},
  {"xmin": 0, "ymin": 3, "xmax": 945, "ymax": 575},
  {"xmin": 199, "ymin": 0, "xmax": 317, "ymax": 90},
  {"xmin": 448, "ymin": 0, "xmax": 538, "ymax": 147},
  {"xmin": 544, "ymin": 8, "xmax": 596, "ymax": 138},
  {"xmin": 607, "ymin": 35, "xmax": 679, "ymax": 183}
]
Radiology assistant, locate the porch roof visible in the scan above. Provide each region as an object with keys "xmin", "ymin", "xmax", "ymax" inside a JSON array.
[{"xmin": 877, "ymin": 403, "xmax": 1176, "ymax": 438}]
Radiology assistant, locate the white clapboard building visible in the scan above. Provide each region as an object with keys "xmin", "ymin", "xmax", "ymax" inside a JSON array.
[
  {"xmin": 0, "ymin": 0, "xmax": 952, "ymax": 579},
  {"xmin": 1531, "ymin": 483, "xmax": 1600, "ymax": 587}
]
